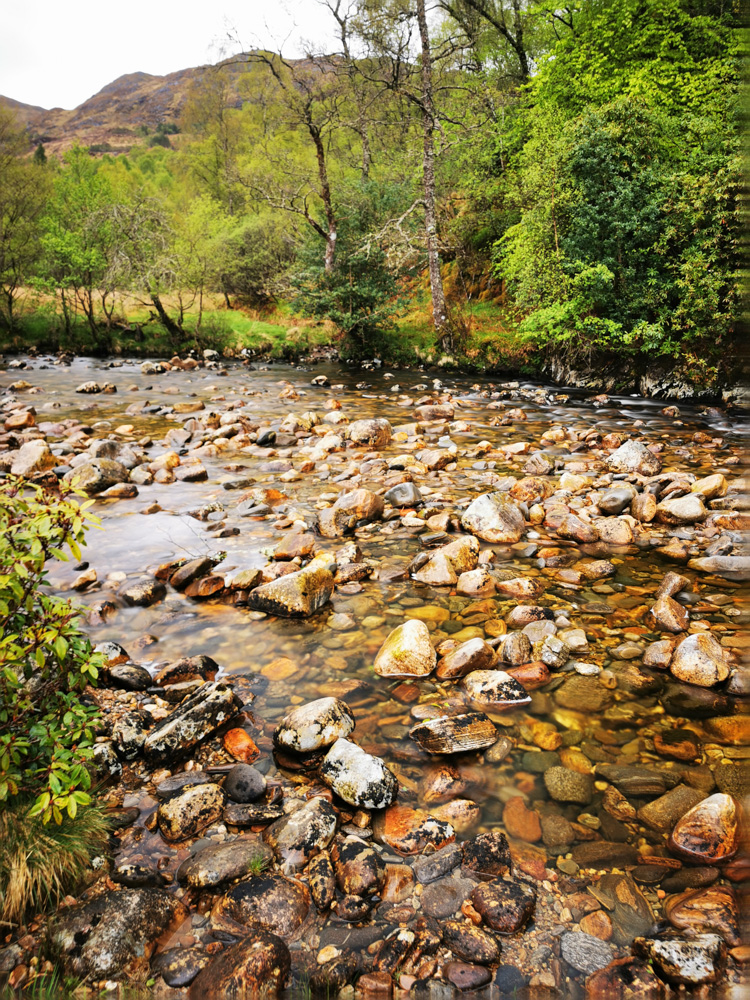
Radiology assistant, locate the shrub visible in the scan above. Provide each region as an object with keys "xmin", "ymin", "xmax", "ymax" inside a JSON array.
[{"xmin": 0, "ymin": 479, "xmax": 102, "ymax": 825}]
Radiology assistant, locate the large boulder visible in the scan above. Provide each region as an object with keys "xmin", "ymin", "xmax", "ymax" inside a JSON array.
[
  {"xmin": 65, "ymin": 458, "xmax": 130, "ymax": 495},
  {"xmin": 606, "ymin": 440, "xmax": 662, "ymax": 476},
  {"xmin": 10, "ymin": 439, "xmax": 55, "ymax": 477},
  {"xmin": 189, "ymin": 929, "xmax": 290, "ymax": 999},
  {"xmin": 347, "ymin": 418, "xmax": 392, "ymax": 448},
  {"xmin": 247, "ymin": 558, "xmax": 334, "ymax": 617},
  {"xmin": 50, "ymin": 889, "xmax": 187, "ymax": 979},
  {"xmin": 461, "ymin": 493, "xmax": 525, "ymax": 543}
]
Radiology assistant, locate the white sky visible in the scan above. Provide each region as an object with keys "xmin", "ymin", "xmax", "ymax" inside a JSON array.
[{"xmin": 1, "ymin": 0, "xmax": 339, "ymax": 109}]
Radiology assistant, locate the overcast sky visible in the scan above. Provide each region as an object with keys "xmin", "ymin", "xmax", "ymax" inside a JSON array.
[{"xmin": 1, "ymin": 0, "xmax": 339, "ymax": 109}]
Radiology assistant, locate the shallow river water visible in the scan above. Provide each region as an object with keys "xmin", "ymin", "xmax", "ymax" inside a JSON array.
[{"xmin": 2, "ymin": 354, "xmax": 749, "ymax": 997}]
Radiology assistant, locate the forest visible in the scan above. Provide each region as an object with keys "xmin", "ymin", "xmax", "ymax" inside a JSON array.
[{"xmin": 0, "ymin": 0, "xmax": 741, "ymax": 386}]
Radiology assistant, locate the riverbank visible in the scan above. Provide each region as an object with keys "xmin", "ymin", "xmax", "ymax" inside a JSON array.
[{"xmin": 0, "ymin": 355, "xmax": 747, "ymax": 996}]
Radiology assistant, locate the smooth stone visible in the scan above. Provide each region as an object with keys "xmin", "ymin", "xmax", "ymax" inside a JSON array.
[
  {"xmin": 412, "ymin": 843, "xmax": 463, "ymax": 884},
  {"xmin": 668, "ymin": 793, "xmax": 738, "ymax": 864},
  {"xmin": 224, "ymin": 764, "xmax": 267, "ymax": 803},
  {"xmin": 331, "ymin": 836, "xmax": 386, "ymax": 897},
  {"xmin": 157, "ymin": 783, "xmax": 224, "ymax": 842},
  {"xmin": 176, "ymin": 837, "xmax": 274, "ymax": 888},
  {"xmin": 470, "ymin": 878, "xmax": 536, "ymax": 933},
  {"xmin": 142, "ymin": 682, "xmax": 237, "ymax": 764},
  {"xmin": 544, "ymin": 766, "xmax": 593, "ymax": 805},
  {"xmin": 188, "ymin": 929, "xmax": 290, "ymax": 997},
  {"xmin": 442, "ymin": 920, "xmax": 501, "ymax": 965},
  {"xmin": 637, "ymin": 785, "xmax": 705, "ymax": 833},
  {"xmin": 212, "ymin": 874, "xmax": 310, "ymax": 937},
  {"xmin": 374, "ymin": 619, "xmax": 437, "ymax": 677},
  {"xmin": 670, "ymin": 633, "xmax": 730, "ymax": 687},
  {"xmin": 320, "ymin": 738, "xmax": 399, "ymax": 809},
  {"xmin": 633, "ymin": 934, "xmax": 725, "ymax": 986},
  {"xmin": 247, "ymin": 561, "xmax": 334, "ymax": 617},
  {"xmin": 374, "ymin": 804, "xmax": 455, "ymax": 856},
  {"xmin": 461, "ymin": 669, "xmax": 531, "ymax": 709},
  {"xmin": 385, "ymin": 482, "xmax": 423, "ymax": 507},
  {"xmin": 152, "ymin": 947, "xmax": 211, "ymax": 988},
  {"xmin": 560, "ymin": 931, "xmax": 615, "ymax": 975},
  {"xmin": 273, "ymin": 697, "xmax": 355, "ymax": 752},
  {"xmin": 420, "ymin": 876, "xmax": 475, "ymax": 917},
  {"xmin": 461, "ymin": 492, "xmax": 525, "ymax": 543},
  {"xmin": 262, "ymin": 796, "xmax": 337, "ymax": 870},
  {"xmin": 606, "ymin": 440, "xmax": 661, "ymax": 476}
]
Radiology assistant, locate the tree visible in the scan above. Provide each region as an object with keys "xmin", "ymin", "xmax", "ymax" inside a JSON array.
[{"xmin": 0, "ymin": 110, "xmax": 49, "ymax": 330}]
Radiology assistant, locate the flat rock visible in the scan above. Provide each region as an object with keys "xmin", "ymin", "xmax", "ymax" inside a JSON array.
[
  {"xmin": 374, "ymin": 804, "xmax": 455, "ymax": 856},
  {"xmin": 177, "ymin": 837, "xmax": 274, "ymax": 888},
  {"xmin": 409, "ymin": 712, "xmax": 497, "ymax": 754},
  {"xmin": 421, "ymin": 876, "xmax": 475, "ymax": 917},
  {"xmin": 461, "ymin": 669, "xmax": 531, "ymax": 709},
  {"xmin": 606, "ymin": 440, "xmax": 661, "ymax": 476},
  {"xmin": 637, "ymin": 785, "xmax": 705, "ymax": 832},
  {"xmin": 560, "ymin": 931, "xmax": 615, "ymax": 975},
  {"xmin": 247, "ymin": 562, "xmax": 334, "ymax": 617}
]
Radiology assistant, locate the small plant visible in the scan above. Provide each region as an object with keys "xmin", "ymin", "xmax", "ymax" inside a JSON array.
[{"xmin": 247, "ymin": 850, "xmax": 270, "ymax": 876}]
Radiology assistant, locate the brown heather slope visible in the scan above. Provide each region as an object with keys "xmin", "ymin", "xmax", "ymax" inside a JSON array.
[{"xmin": 0, "ymin": 58, "xmax": 253, "ymax": 157}]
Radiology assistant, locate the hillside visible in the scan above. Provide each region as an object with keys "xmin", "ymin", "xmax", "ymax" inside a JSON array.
[{"xmin": 0, "ymin": 58, "xmax": 252, "ymax": 156}]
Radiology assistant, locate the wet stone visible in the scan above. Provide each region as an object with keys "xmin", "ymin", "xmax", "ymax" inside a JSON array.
[
  {"xmin": 544, "ymin": 766, "xmax": 593, "ymax": 805},
  {"xmin": 273, "ymin": 696, "xmax": 355, "ymax": 752},
  {"xmin": 320, "ymin": 738, "xmax": 399, "ymax": 809},
  {"xmin": 420, "ymin": 876, "xmax": 475, "ymax": 918},
  {"xmin": 633, "ymin": 934, "xmax": 725, "ymax": 987},
  {"xmin": 176, "ymin": 836, "xmax": 274, "ymax": 888},
  {"xmin": 247, "ymin": 561, "xmax": 334, "ymax": 617},
  {"xmin": 188, "ymin": 929, "xmax": 290, "ymax": 998},
  {"xmin": 470, "ymin": 878, "xmax": 536, "ymax": 933},
  {"xmin": 212, "ymin": 873, "xmax": 310, "ymax": 937},
  {"xmin": 665, "ymin": 885, "xmax": 739, "ymax": 946},
  {"xmin": 157, "ymin": 782, "xmax": 224, "ymax": 842},
  {"xmin": 262, "ymin": 796, "xmax": 337, "ymax": 870},
  {"xmin": 445, "ymin": 963, "xmax": 492, "ymax": 991},
  {"xmin": 570, "ymin": 842, "xmax": 639, "ymax": 869},
  {"xmin": 413, "ymin": 842, "xmax": 462, "ymax": 883},
  {"xmin": 461, "ymin": 669, "xmax": 531, "ymax": 709},
  {"xmin": 309, "ymin": 850, "xmax": 336, "ymax": 910},
  {"xmin": 443, "ymin": 920, "xmax": 501, "ymax": 965},
  {"xmin": 142, "ymin": 682, "xmax": 237, "ymax": 764},
  {"xmin": 374, "ymin": 619, "xmax": 437, "ymax": 678},
  {"xmin": 560, "ymin": 931, "xmax": 615, "ymax": 976},
  {"xmin": 409, "ymin": 712, "xmax": 497, "ymax": 755},
  {"xmin": 661, "ymin": 867, "xmax": 719, "ymax": 894},
  {"xmin": 375, "ymin": 804, "xmax": 455, "ymax": 856},
  {"xmin": 332, "ymin": 836, "xmax": 386, "ymax": 897},
  {"xmin": 151, "ymin": 947, "xmax": 211, "ymax": 988},
  {"xmin": 461, "ymin": 492, "xmax": 525, "ymax": 543},
  {"xmin": 668, "ymin": 792, "xmax": 738, "ymax": 864},
  {"xmin": 385, "ymin": 482, "xmax": 423, "ymax": 507},
  {"xmin": 636, "ymin": 785, "xmax": 705, "ymax": 832},
  {"xmin": 462, "ymin": 830, "xmax": 512, "ymax": 880},
  {"xmin": 224, "ymin": 763, "xmax": 267, "ymax": 802}
]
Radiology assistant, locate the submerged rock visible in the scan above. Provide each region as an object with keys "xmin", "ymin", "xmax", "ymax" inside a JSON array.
[
  {"xmin": 668, "ymin": 793, "xmax": 738, "ymax": 864},
  {"xmin": 320, "ymin": 738, "xmax": 399, "ymax": 808},
  {"xmin": 633, "ymin": 934, "xmax": 725, "ymax": 986},
  {"xmin": 461, "ymin": 669, "xmax": 532, "ymax": 709},
  {"xmin": 470, "ymin": 878, "xmax": 536, "ymax": 933}
]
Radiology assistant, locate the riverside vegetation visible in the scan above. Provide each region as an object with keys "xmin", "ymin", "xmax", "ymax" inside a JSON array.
[
  {"xmin": 0, "ymin": 352, "xmax": 746, "ymax": 997},
  {"xmin": 0, "ymin": 0, "xmax": 742, "ymax": 394}
]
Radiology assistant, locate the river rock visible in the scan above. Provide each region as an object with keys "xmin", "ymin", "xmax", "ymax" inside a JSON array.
[
  {"xmin": 152, "ymin": 947, "xmax": 211, "ymax": 988},
  {"xmin": 470, "ymin": 878, "xmax": 536, "ymax": 933},
  {"xmin": 374, "ymin": 804, "xmax": 455, "ymax": 855},
  {"xmin": 66, "ymin": 458, "xmax": 130, "ymax": 494},
  {"xmin": 225, "ymin": 763, "xmax": 267, "ymax": 802},
  {"xmin": 142, "ymin": 682, "xmax": 237, "ymax": 763},
  {"xmin": 665, "ymin": 886, "xmax": 739, "ymax": 946},
  {"xmin": 170, "ymin": 557, "xmax": 214, "ymax": 590},
  {"xmin": 633, "ymin": 934, "xmax": 725, "ymax": 986},
  {"xmin": 669, "ymin": 633, "xmax": 729, "ymax": 687},
  {"xmin": 606, "ymin": 440, "xmax": 662, "ymax": 476},
  {"xmin": 413, "ymin": 842, "xmax": 463, "ymax": 883},
  {"xmin": 177, "ymin": 837, "xmax": 274, "ymax": 888},
  {"xmin": 247, "ymin": 561, "xmax": 334, "ymax": 617},
  {"xmin": 571, "ymin": 842, "xmax": 639, "ymax": 868},
  {"xmin": 319, "ymin": 489, "xmax": 385, "ymax": 536},
  {"xmin": 309, "ymin": 850, "xmax": 336, "ymax": 910},
  {"xmin": 556, "ymin": 513, "xmax": 600, "ymax": 543},
  {"xmin": 442, "ymin": 921, "xmax": 500, "ymax": 965},
  {"xmin": 273, "ymin": 697, "xmax": 355, "ymax": 753},
  {"xmin": 320, "ymin": 738, "xmax": 399, "ymax": 808},
  {"xmin": 409, "ymin": 712, "xmax": 497, "ymax": 754},
  {"xmin": 262, "ymin": 796, "xmax": 337, "ymax": 869},
  {"xmin": 374, "ymin": 619, "xmax": 436, "ymax": 677},
  {"xmin": 636, "ymin": 785, "xmax": 705, "ymax": 832},
  {"xmin": 544, "ymin": 766, "xmax": 593, "ymax": 805},
  {"xmin": 421, "ymin": 876, "xmax": 475, "ymax": 917},
  {"xmin": 189, "ymin": 929, "xmax": 290, "ymax": 999},
  {"xmin": 10, "ymin": 439, "xmax": 55, "ymax": 476},
  {"xmin": 50, "ymin": 889, "xmax": 188, "ymax": 978},
  {"xmin": 668, "ymin": 793, "xmax": 738, "ymax": 863},
  {"xmin": 119, "ymin": 577, "xmax": 167, "ymax": 607},
  {"xmin": 588, "ymin": 874, "xmax": 654, "ymax": 944},
  {"xmin": 648, "ymin": 596, "xmax": 688, "ymax": 633},
  {"xmin": 461, "ymin": 670, "xmax": 532, "ymax": 709},
  {"xmin": 436, "ymin": 638, "xmax": 495, "ymax": 679},
  {"xmin": 412, "ymin": 551, "xmax": 457, "ymax": 586},
  {"xmin": 554, "ymin": 673, "xmax": 614, "ymax": 712},
  {"xmin": 157, "ymin": 782, "xmax": 224, "ymax": 841},
  {"xmin": 598, "ymin": 485, "xmax": 636, "ymax": 514},
  {"xmin": 348, "ymin": 418, "xmax": 392, "ymax": 448},
  {"xmin": 385, "ymin": 482, "xmax": 422, "ymax": 507},
  {"xmin": 331, "ymin": 836, "xmax": 386, "ymax": 897},
  {"xmin": 461, "ymin": 492, "xmax": 525, "ymax": 543},
  {"xmin": 462, "ymin": 830, "xmax": 512, "ymax": 879},
  {"xmin": 656, "ymin": 494, "xmax": 707, "ymax": 525},
  {"xmin": 584, "ymin": 957, "xmax": 666, "ymax": 999},
  {"xmin": 212, "ymin": 874, "xmax": 310, "ymax": 937},
  {"xmin": 561, "ymin": 932, "xmax": 615, "ymax": 975}
]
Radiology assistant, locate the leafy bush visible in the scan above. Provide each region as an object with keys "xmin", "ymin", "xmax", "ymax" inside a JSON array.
[
  {"xmin": 292, "ymin": 240, "xmax": 398, "ymax": 358},
  {"xmin": 0, "ymin": 479, "xmax": 102, "ymax": 825}
]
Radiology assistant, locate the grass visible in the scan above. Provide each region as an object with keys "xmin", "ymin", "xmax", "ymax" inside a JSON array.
[{"xmin": 0, "ymin": 802, "xmax": 109, "ymax": 927}]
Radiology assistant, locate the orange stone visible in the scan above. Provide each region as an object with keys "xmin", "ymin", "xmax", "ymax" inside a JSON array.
[
  {"xmin": 580, "ymin": 909, "xmax": 613, "ymax": 941},
  {"xmin": 261, "ymin": 657, "xmax": 297, "ymax": 680},
  {"xmin": 502, "ymin": 796, "xmax": 542, "ymax": 843},
  {"xmin": 223, "ymin": 729, "xmax": 261, "ymax": 763},
  {"xmin": 668, "ymin": 793, "xmax": 738, "ymax": 864}
]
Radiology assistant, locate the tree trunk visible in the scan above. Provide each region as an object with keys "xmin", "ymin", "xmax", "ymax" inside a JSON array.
[
  {"xmin": 510, "ymin": 0, "xmax": 530, "ymax": 79},
  {"xmin": 149, "ymin": 290, "xmax": 182, "ymax": 337},
  {"xmin": 310, "ymin": 121, "xmax": 338, "ymax": 272},
  {"xmin": 416, "ymin": 0, "xmax": 452, "ymax": 353}
]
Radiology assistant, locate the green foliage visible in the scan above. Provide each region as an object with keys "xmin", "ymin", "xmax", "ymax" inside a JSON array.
[
  {"xmin": 0, "ymin": 479, "xmax": 102, "ymax": 826},
  {"xmin": 292, "ymin": 236, "xmax": 398, "ymax": 357},
  {"xmin": 148, "ymin": 132, "xmax": 171, "ymax": 148}
]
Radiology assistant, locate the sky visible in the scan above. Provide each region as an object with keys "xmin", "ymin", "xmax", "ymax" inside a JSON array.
[{"xmin": 0, "ymin": 0, "xmax": 339, "ymax": 110}]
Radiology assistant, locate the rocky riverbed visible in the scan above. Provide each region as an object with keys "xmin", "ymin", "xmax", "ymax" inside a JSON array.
[{"xmin": 0, "ymin": 353, "xmax": 748, "ymax": 998}]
